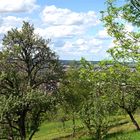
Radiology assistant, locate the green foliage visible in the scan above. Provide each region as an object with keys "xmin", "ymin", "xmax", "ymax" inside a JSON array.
[
  {"xmin": 101, "ymin": 0, "xmax": 140, "ymax": 62},
  {"xmin": 107, "ymin": 63, "xmax": 140, "ymax": 111},
  {"xmin": 0, "ymin": 0, "xmax": 140, "ymax": 139},
  {"xmin": 102, "ymin": 0, "xmax": 140, "ymax": 131},
  {"xmin": 79, "ymin": 59, "xmax": 118, "ymax": 140},
  {"xmin": 0, "ymin": 22, "xmax": 62, "ymax": 140},
  {"xmin": 123, "ymin": 0, "xmax": 140, "ymax": 27},
  {"xmin": 58, "ymin": 65, "xmax": 83, "ymax": 135},
  {"xmin": 58, "ymin": 57, "xmax": 140, "ymax": 139}
]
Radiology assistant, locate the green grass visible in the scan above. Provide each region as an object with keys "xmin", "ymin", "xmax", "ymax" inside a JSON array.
[
  {"xmin": 77, "ymin": 131, "xmax": 140, "ymax": 140},
  {"xmin": 33, "ymin": 120, "xmax": 84, "ymax": 140},
  {"xmin": 104, "ymin": 131, "xmax": 140, "ymax": 140},
  {"xmin": 33, "ymin": 115, "xmax": 140, "ymax": 140}
]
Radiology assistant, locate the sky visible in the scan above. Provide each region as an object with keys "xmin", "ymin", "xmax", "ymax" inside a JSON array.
[{"xmin": 0, "ymin": 0, "xmax": 127, "ymax": 60}]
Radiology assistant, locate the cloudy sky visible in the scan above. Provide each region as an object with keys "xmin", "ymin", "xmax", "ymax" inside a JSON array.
[{"xmin": 0, "ymin": 0, "xmax": 119, "ymax": 60}]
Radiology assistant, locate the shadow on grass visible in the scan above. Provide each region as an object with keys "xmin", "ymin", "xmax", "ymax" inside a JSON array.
[
  {"xmin": 52, "ymin": 130, "xmax": 139, "ymax": 140},
  {"xmin": 52, "ymin": 126, "xmax": 86, "ymax": 140},
  {"xmin": 104, "ymin": 130, "xmax": 125, "ymax": 139},
  {"xmin": 104, "ymin": 130, "xmax": 138, "ymax": 140},
  {"xmin": 52, "ymin": 121, "xmax": 139, "ymax": 140}
]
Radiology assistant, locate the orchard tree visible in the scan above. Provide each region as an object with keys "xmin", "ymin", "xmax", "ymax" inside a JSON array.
[
  {"xmin": 0, "ymin": 22, "xmax": 63, "ymax": 139},
  {"xmin": 106, "ymin": 63, "xmax": 140, "ymax": 130},
  {"xmin": 2, "ymin": 21, "xmax": 62, "ymax": 89},
  {"xmin": 102, "ymin": 0, "xmax": 140, "ymax": 130},
  {"xmin": 79, "ymin": 59, "xmax": 117, "ymax": 140},
  {"xmin": 58, "ymin": 65, "xmax": 82, "ymax": 136},
  {"xmin": 102, "ymin": 0, "xmax": 140, "ymax": 62},
  {"xmin": 58, "ymin": 59, "xmax": 116, "ymax": 139}
]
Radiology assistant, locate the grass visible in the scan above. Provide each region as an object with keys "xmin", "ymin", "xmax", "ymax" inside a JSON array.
[
  {"xmin": 33, "ymin": 119, "xmax": 84, "ymax": 140},
  {"xmin": 33, "ymin": 115, "xmax": 140, "ymax": 140},
  {"xmin": 104, "ymin": 130, "xmax": 140, "ymax": 140}
]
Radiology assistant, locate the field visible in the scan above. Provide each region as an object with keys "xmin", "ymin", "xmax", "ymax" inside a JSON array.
[{"xmin": 33, "ymin": 115, "xmax": 140, "ymax": 140}]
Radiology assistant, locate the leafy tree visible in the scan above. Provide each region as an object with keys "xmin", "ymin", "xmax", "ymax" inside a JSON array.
[
  {"xmin": 125, "ymin": 0, "xmax": 140, "ymax": 26},
  {"xmin": 58, "ymin": 65, "xmax": 82, "ymax": 136},
  {"xmin": 0, "ymin": 22, "xmax": 62, "ymax": 139},
  {"xmin": 102, "ymin": 0, "xmax": 140, "ymax": 131},
  {"xmin": 105, "ymin": 62, "xmax": 140, "ymax": 130},
  {"xmin": 101, "ymin": 0, "xmax": 140, "ymax": 62},
  {"xmin": 79, "ymin": 59, "xmax": 117, "ymax": 140},
  {"xmin": 130, "ymin": 0, "xmax": 140, "ymax": 11}
]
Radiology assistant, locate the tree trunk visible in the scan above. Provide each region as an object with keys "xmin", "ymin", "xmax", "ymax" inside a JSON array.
[
  {"xmin": 127, "ymin": 111, "xmax": 140, "ymax": 131},
  {"xmin": 18, "ymin": 112, "xmax": 26, "ymax": 140},
  {"xmin": 72, "ymin": 112, "xmax": 76, "ymax": 137},
  {"xmin": 29, "ymin": 110, "xmax": 41, "ymax": 140},
  {"xmin": 96, "ymin": 126, "xmax": 102, "ymax": 140},
  {"xmin": 29, "ymin": 129, "xmax": 37, "ymax": 140},
  {"xmin": 62, "ymin": 119, "xmax": 66, "ymax": 130}
]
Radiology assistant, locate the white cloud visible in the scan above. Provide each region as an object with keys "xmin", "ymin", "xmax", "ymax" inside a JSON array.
[
  {"xmin": 125, "ymin": 24, "xmax": 134, "ymax": 32},
  {"xmin": 0, "ymin": 4, "xmax": 111, "ymax": 60},
  {"xmin": 0, "ymin": 16, "xmax": 29, "ymax": 50},
  {"xmin": 0, "ymin": 0, "xmax": 38, "ymax": 13},
  {"xmin": 36, "ymin": 6, "xmax": 100, "ymax": 39},
  {"xmin": 42, "ymin": 5, "xmax": 100, "ymax": 27},
  {"xmin": 35, "ymin": 25, "xmax": 85, "ymax": 38},
  {"xmin": 108, "ymin": 40, "xmax": 115, "ymax": 49},
  {"xmin": 54, "ymin": 37, "xmax": 103, "ymax": 58},
  {"xmin": 0, "ymin": 16, "xmax": 29, "ymax": 38},
  {"xmin": 0, "ymin": 26, "xmax": 13, "ymax": 34},
  {"xmin": 96, "ymin": 28, "xmax": 111, "ymax": 39},
  {"xmin": 35, "ymin": 8, "xmax": 106, "ymax": 60},
  {"xmin": 2, "ymin": 16, "xmax": 29, "ymax": 26}
]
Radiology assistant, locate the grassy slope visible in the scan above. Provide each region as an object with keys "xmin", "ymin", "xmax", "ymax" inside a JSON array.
[
  {"xmin": 33, "ymin": 115, "xmax": 140, "ymax": 140},
  {"xmin": 33, "ymin": 120, "xmax": 84, "ymax": 140}
]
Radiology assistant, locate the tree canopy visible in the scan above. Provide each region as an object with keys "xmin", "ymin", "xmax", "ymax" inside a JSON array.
[{"xmin": 0, "ymin": 21, "xmax": 63, "ymax": 140}]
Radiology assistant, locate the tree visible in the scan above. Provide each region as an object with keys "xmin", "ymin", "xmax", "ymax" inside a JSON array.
[
  {"xmin": 78, "ymin": 59, "xmax": 117, "ymax": 140},
  {"xmin": 0, "ymin": 22, "xmax": 63, "ymax": 139},
  {"xmin": 125, "ymin": 0, "xmax": 140, "ymax": 26},
  {"xmin": 105, "ymin": 62, "xmax": 140, "ymax": 130},
  {"xmin": 130, "ymin": 0, "xmax": 140, "ymax": 11},
  {"xmin": 58, "ymin": 59, "xmax": 116, "ymax": 139},
  {"xmin": 102, "ymin": 0, "xmax": 140, "ymax": 130},
  {"xmin": 58, "ymin": 65, "xmax": 82, "ymax": 136},
  {"xmin": 101, "ymin": 0, "xmax": 140, "ymax": 62}
]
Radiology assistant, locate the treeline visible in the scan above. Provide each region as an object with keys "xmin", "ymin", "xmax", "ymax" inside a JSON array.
[{"xmin": 0, "ymin": 0, "xmax": 140, "ymax": 140}]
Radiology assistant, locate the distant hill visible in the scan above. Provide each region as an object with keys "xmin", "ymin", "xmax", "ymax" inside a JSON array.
[
  {"xmin": 59, "ymin": 60, "xmax": 136, "ymax": 69},
  {"xmin": 59, "ymin": 60, "xmax": 100, "ymax": 65}
]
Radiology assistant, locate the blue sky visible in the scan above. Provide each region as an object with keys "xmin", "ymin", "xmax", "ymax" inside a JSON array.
[
  {"xmin": 0, "ymin": 0, "xmax": 126, "ymax": 60},
  {"xmin": 41, "ymin": 0, "xmax": 107, "ymax": 12}
]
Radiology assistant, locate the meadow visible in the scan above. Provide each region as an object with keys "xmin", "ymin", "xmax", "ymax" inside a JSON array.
[{"xmin": 33, "ymin": 115, "xmax": 140, "ymax": 140}]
